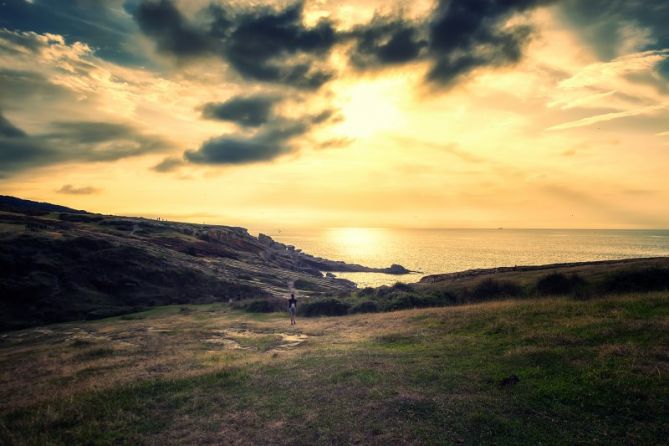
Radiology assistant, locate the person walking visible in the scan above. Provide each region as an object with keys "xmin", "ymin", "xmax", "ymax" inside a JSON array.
[{"xmin": 288, "ymin": 293, "xmax": 297, "ymax": 326}]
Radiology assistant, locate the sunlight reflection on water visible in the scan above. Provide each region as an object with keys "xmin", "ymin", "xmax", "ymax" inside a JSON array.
[{"xmin": 265, "ymin": 228, "xmax": 669, "ymax": 287}]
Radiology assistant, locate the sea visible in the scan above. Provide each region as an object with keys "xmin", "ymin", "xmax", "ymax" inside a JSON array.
[{"xmin": 260, "ymin": 228, "xmax": 669, "ymax": 287}]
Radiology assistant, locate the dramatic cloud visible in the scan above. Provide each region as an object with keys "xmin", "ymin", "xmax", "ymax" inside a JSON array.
[
  {"xmin": 201, "ymin": 95, "xmax": 281, "ymax": 127},
  {"xmin": 133, "ymin": 0, "xmax": 210, "ymax": 58},
  {"xmin": 134, "ymin": 0, "xmax": 337, "ymax": 89},
  {"xmin": 0, "ymin": 117, "xmax": 171, "ymax": 177},
  {"xmin": 183, "ymin": 110, "xmax": 336, "ymax": 165},
  {"xmin": 215, "ymin": 2, "xmax": 337, "ymax": 90},
  {"xmin": 349, "ymin": 18, "xmax": 428, "ymax": 69},
  {"xmin": 131, "ymin": 0, "xmax": 563, "ymax": 90},
  {"xmin": 425, "ymin": 0, "xmax": 555, "ymax": 85},
  {"xmin": 57, "ymin": 184, "xmax": 100, "ymax": 195},
  {"xmin": 0, "ymin": 0, "xmax": 145, "ymax": 65},
  {"xmin": 348, "ymin": 0, "xmax": 557, "ymax": 86}
]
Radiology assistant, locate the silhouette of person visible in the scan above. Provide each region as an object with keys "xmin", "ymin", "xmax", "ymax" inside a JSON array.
[{"xmin": 288, "ymin": 293, "xmax": 297, "ymax": 326}]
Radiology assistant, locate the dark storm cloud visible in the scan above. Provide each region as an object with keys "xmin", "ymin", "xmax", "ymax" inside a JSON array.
[
  {"xmin": 183, "ymin": 110, "xmax": 337, "ymax": 165},
  {"xmin": 559, "ymin": 0, "xmax": 669, "ymax": 64},
  {"xmin": 0, "ymin": 0, "xmax": 146, "ymax": 66},
  {"xmin": 0, "ymin": 116, "xmax": 172, "ymax": 177},
  {"xmin": 349, "ymin": 18, "xmax": 428, "ymax": 69},
  {"xmin": 185, "ymin": 136, "xmax": 289, "ymax": 165},
  {"xmin": 133, "ymin": 0, "xmax": 211, "ymax": 58},
  {"xmin": 351, "ymin": 0, "xmax": 554, "ymax": 86},
  {"xmin": 201, "ymin": 95, "xmax": 281, "ymax": 127},
  {"xmin": 425, "ymin": 0, "xmax": 553, "ymax": 85},
  {"xmin": 351, "ymin": 0, "xmax": 556, "ymax": 85},
  {"xmin": 132, "ymin": 0, "xmax": 561, "ymax": 89},
  {"xmin": 215, "ymin": 2, "xmax": 337, "ymax": 89},
  {"xmin": 133, "ymin": 0, "xmax": 336, "ymax": 89}
]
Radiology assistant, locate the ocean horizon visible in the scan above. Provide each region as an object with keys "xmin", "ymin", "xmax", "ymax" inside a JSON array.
[{"xmin": 262, "ymin": 227, "xmax": 669, "ymax": 287}]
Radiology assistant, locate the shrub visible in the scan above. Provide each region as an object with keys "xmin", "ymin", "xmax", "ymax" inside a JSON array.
[
  {"xmin": 349, "ymin": 300, "xmax": 379, "ymax": 314},
  {"xmin": 357, "ymin": 287, "xmax": 376, "ymax": 297},
  {"xmin": 301, "ymin": 299, "xmax": 350, "ymax": 317},
  {"xmin": 390, "ymin": 282, "xmax": 413, "ymax": 292},
  {"xmin": 535, "ymin": 273, "xmax": 587, "ymax": 296},
  {"xmin": 601, "ymin": 267, "xmax": 669, "ymax": 294},
  {"xmin": 234, "ymin": 298, "xmax": 285, "ymax": 313},
  {"xmin": 432, "ymin": 290, "xmax": 459, "ymax": 305},
  {"xmin": 383, "ymin": 293, "xmax": 438, "ymax": 311},
  {"xmin": 376, "ymin": 282, "xmax": 414, "ymax": 298},
  {"xmin": 469, "ymin": 279, "xmax": 523, "ymax": 300}
]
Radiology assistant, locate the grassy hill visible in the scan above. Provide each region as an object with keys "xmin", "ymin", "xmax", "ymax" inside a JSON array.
[
  {"xmin": 0, "ymin": 196, "xmax": 410, "ymax": 331},
  {"xmin": 1, "ymin": 292, "xmax": 667, "ymax": 445},
  {"xmin": 292, "ymin": 257, "xmax": 669, "ymax": 317}
]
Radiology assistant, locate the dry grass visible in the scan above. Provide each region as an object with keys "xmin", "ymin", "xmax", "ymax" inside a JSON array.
[{"xmin": 1, "ymin": 294, "xmax": 668, "ymax": 445}]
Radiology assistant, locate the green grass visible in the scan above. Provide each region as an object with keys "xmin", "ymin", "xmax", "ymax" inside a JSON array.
[{"xmin": 1, "ymin": 293, "xmax": 667, "ymax": 445}]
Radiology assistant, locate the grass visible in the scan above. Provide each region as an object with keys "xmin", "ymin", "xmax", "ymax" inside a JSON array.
[{"xmin": 0, "ymin": 293, "xmax": 668, "ymax": 445}]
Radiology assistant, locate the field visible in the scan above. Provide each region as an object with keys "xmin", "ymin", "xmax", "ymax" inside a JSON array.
[{"xmin": 1, "ymin": 292, "xmax": 668, "ymax": 445}]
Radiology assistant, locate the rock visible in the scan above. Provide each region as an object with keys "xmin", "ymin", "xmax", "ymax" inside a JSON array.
[
  {"xmin": 258, "ymin": 233, "xmax": 274, "ymax": 247},
  {"xmin": 384, "ymin": 264, "xmax": 410, "ymax": 274}
]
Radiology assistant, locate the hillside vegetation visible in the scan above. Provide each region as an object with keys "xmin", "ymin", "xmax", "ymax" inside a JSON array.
[
  {"xmin": 293, "ymin": 257, "xmax": 669, "ymax": 317},
  {"xmin": 0, "ymin": 196, "xmax": 408, "ymax": 330},
  {"xmin": 1, "ymin": 293, "xmax": 667, "ymax": 445}
]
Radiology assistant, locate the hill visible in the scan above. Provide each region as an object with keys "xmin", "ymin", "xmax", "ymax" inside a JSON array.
[
  {"xmin": 0, "ymin": 195, "xmax": 86, "ymax": 215},
  {"xmin": 281, "ymin": 256, "xmax": 669, "ymax": 317},
  {"xmin": 0, "ymin": 196, "xmax": 408, "ymax": 331},
  {"xmin": 0, "ymin": 293, "xmax": 667, "ymax": 445}
]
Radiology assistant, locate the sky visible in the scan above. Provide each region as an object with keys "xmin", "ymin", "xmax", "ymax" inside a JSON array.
[{"xmin": 0, "ymin": 0, "xmax": 668, "ymax": 230}]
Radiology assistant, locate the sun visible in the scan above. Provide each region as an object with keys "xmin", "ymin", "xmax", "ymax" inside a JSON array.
[
  {"xmin": 325, "ymin": 227, "xmax": 388, "ymax": 260},
  {"xmin": 335, "ymin": 79, "xmax": 407, "ymax": 138}
]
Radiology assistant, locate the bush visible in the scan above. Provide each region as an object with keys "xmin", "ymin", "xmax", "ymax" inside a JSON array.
[
  {"xmin": 377, "ymin": 282, "xmax": 413, "ymax": 298},
  {"xmin": 390, "ymin": 282, "xmax": 413, "ymax": 292},
  {"xmin": 233, "ymin": 298, "xmax": 285, "ymax": 313},
  {"xmin": 357, "ymin": 287, "xmax": 376, "ymax": 297},
  {"xmin": 601, "ymin": 267, "xmax": 669, "ymax": 294},
  {"xmin": 469, "ymin": 279, "xmax": 523, "ymax": 300},
  {"xmin": 383, "ymin": 293, "xmax": 440, "ymax": 311},
  {"xmin": 535, "ymin": 273, "xmax": 587, "ymax": 296},
  {"xmin": 301, "ymin": 299, "xmax": 350, "ymax": 317},
  {"xmin": 432, "ymin": 290, "xmax": 459, "ymax": 305},
  {"xmin": 349, "ymin": 300, "xmax": 379, "ymax": 314}
]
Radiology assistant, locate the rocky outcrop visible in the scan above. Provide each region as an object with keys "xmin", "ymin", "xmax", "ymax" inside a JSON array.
[{"xmin": 256, "ymin": 233, "xmax": 412, "ymax": 275}]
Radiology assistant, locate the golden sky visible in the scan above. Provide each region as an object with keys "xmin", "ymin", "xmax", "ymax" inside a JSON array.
[{"xmin": 1, "ymin": 0, "xmax": 668, "ymax": 229}]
